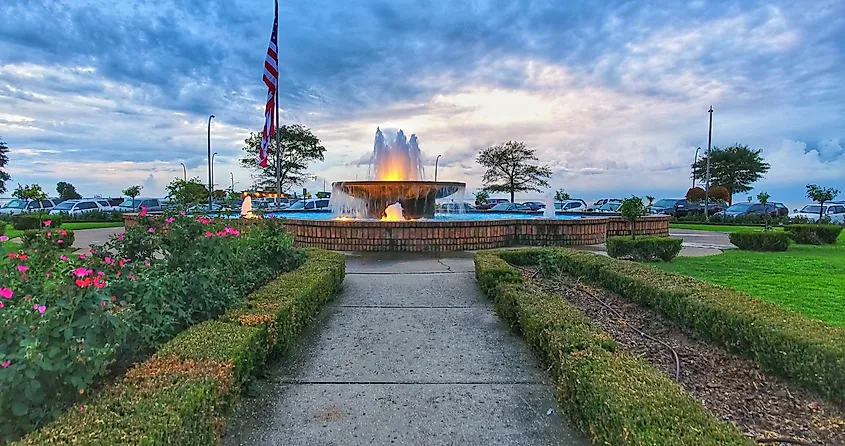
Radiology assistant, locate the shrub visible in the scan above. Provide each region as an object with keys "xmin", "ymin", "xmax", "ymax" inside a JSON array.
[
  {"xmin": 21, "ymin": 228, "xmax": 75, "ymax": 250},
  {"xmin": 18, "ymin": 250, "xmax": 345, "ymax": 445},
  {"xmin": 11, "ymin": 214, "xmax": 62, "ymax": 230},
  {"xmin": 474, "ymin": 252, "xmax": 751, "ymax": 446},
  {"xmin": 54, "ymin": 210, "xmax": 124, "ymax": 222},
  {"xmin": 728, "ymin": 231, "xmax": 790, "ymax": 251},
  {"xmin": 606, "ymin": 236, "xmax": 682, "ymax": 261},
  {"xmin": 0, "ymin": 221, "xmax": 5, "ymax": 236},
  {"xmin": 528, "ymin": 248, "xmax": 845, "ymax": 406},
  {"xmin": 786, "ymin": 224, "xmax": 843, "ymax": 245}
]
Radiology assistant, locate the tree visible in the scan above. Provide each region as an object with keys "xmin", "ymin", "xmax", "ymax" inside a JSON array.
[
  {"xmin": 554, "ymin": 189, "xmax": 570, "ymax": 202},
  {"xmin": 474, "ymin": 189, "xmax": 489, "ymax": 206},
  {"xmin": 757, "ymin": 191, "xmax": 771, "ymax": 230},
  {"xmin": 239, "ymin": 124, "xmax": 326, "ymax": 191},
  {"xmin": 806, "ymin": 184, "xmax": 840, "ymax": 223},
  {"xmin": 708, "ymin": 186, "xmax": 730, "ymax": 203},
  {"xmin": 56, "ymin": 182, "xmax": 82, "ymax": 200},
  {"xmin": 12, "ymin": 184, "xmax": 47, "ymax": 223},
  {"xmin": 476, "ymin": 141, "xmax": 552, "ymax": 203},
  {"xmin": 166, "ymin": 177, "xmax": 208, "ymax": 207},
  {"xmin": 0, "ymin": 136, "xmax": 10, "ymax": 194},
  {"xmin": 618, "ymin": 196, "xmax": 648, "ymax": 239},
  {"xmin": 122, "ymin": 185, "xmax": 143, "ymax": 200},
  {"xmin": 691, "ymin": 144, "xmax": 770, "ymax": 205},
  {"xmin": 686, "ymin": 187, "xmax": 706, "ymax": 202},
  {"xmin": 646, "ymin": 195, "xmax": 655, "ymax": 208}
]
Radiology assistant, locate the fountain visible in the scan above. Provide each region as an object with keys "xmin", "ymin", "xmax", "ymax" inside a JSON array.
[
  {"xmin": 240, "ymin": 195, "xmax": 255, "ymax": 219},
  {"xmin": 330, "ymin": 128, "xmax": 466, "ymax": 219},
  {"xmin": 544, "ymin": 195, "xmax": 555, "ymax": 218}
]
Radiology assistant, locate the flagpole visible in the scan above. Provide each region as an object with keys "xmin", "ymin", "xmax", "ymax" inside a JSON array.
[{"xmin": 273, "ymin": 0, "xmax": 282, "ymax": 206}]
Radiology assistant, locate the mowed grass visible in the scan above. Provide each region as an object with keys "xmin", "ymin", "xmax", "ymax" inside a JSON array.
[
  {"xmin": 61, "ymin": 221, "xmax": 124, "ymax": 230},
  {"xmin": 669, "ymin": 223, "xmax": 783, "ymax": 233},
  {"xmin": 655, "ymin": 232, "xmax": 845, "ymax": 327}
]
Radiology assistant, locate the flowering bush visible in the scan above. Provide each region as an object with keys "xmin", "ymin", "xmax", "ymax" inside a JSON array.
[
  {"xmin": 0, "ymin": 213, "xmax": 303, "ymax": 441},
  {"xmin": 21, "ymin": 228, "xmax": 76, "ymax": 250}
]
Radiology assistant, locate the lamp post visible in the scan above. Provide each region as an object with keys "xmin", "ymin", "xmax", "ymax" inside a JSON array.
[
  {"xmin": 704, "ymin": 106, "xmax": 713, "ymax": 222},
  {"xmin": 692, "ymin": 147, "xmax": 700, "ymax": 189},
  {"xmin": 207, "ymin": 114, "xmax": 215, "ymax": 210},
  {"xmin": 434, "ymin": 154, "xmax": 442, "ymax": 182},
  {"xmin": 179, "ymin": 162, "xmax": 187, "ymax": 181},
  {"xmin": 211, "ymin": 152, "xmax": 218, "ymax": 197},
  {"xmin": 230, "ymin": 172, "xmax": 235, "ymax": 192}
]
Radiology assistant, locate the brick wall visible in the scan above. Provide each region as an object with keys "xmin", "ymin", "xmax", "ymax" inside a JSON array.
[{"xmin": 606, "ymin": 215, "xmax": 671, "ymax": 237}]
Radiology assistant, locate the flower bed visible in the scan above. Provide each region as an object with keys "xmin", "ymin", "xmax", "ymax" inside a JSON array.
[
  {"xmin": 474, "ymin": 251, "xmax": 750, "ymax": 445},
  {"xmin": 16, "ymin": 249, "xmax": 345, "ymax": 445},
  {"xmin": 0, "ymin": 213, "xmax": 306, "ymax": 442}
]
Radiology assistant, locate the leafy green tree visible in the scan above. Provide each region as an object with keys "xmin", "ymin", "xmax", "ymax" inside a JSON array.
[
  {"xmin": 166, "ymin": 177, "xmax": 208, "ymax": 207},
  {"xmin": 691, "ymin": 144, "xmax": 770, "ymax": 204},
  {"xmin": 806, "ymin": 184, "xmax": 841, "ymax": 223},
  {"xmin": 239, "ymin": 124, "xmax": 326, "ymax": 191},
  {"xmin": 12, "ymin": 184, "xmax": 48, "ymax": 223},
  {"xmin": 56, "ymin": 181, "xmax": 82, "ymax": 200},
  {"xmin": 757, "ymin": 191, "xmax": 771, "ymax": 230},
  {"xmin": 0, "ymin": 136, "xmax": 10, "ymax": 194},
  {"xmin": 645, "ymin": 195, "xmax": 655, "ymax": 208},
  {"xmin": 474, "ymin": 189, "xmax": 489, "ymax": 206},
  {"xmin": 122, "ymin": 185, "xmax": 143, "ymax": 200},
  {"xmin": 618, "ymin": 196, "xmax": 648, "ymax": 239},
  {"xmin": 476, "ymin": 141, "xmax": 552, "ymax": 203},
  {"xmin": 554, "ymin": 189, "xmax": 570, "ymax": 201}
]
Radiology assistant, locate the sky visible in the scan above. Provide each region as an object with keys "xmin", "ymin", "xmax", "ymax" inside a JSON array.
[{"xmin": 0, "ymin": 0, "xmax": 843, "ymax": 204}]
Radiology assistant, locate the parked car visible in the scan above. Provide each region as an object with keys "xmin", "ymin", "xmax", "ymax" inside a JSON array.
[
  {"xmin": 587, "ymin": 198, "xmax": 621, "ymax": 211},
  {"xmin": 286, "ymin": 198, "xmax": 330, "ymax": 211},
  {"xmin": 489, "ymin": 203, "xmax": 525, "ymax": 211},
  {"xmin": 118, "ymin": 197, "xmax": 164, "ymax": 213},
  {"xmin": 49, "ymin": 199, "xmax": 110, "ymax": 216},
  {"xmin": 717, "ymin": 202, "xmax": 777, "ymax": 218},
  {"xmin": 107, "ymin": 197, "xmax": 125, "ymax": 207},
  {"xmin": 520, "ymin": 201, "xmax": 546, "ymax": 211},
  {"xmin": 772, "ymin": 202, "xmax": 789, "ymax": 217},
  {"xmin": 790, "ymin": 203, "xmax": 845, "ymax": 224},
  {"xmin": 439, "ymin": 202, "xmax": 475, "ymax": 212},
  {"xmin": 595, "ymin": 202, "xmax": 622, "ymax": 213},
  {"xmin": 554, "ymin": 199, "xmax": 588, "ymax": 212},
  {"xmin": 0, "ymin": 198, "xmax": 61, "ymax": 215},
  {"xmin": 475, "ymin": 198, "xmax": 510, "ymax": 210}
]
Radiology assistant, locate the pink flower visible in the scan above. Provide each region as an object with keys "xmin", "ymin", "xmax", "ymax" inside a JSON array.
[
  {"xmin": 47, "ymin": 232, "xmax": 51, "ymax": 237},
  {"xmin": 117, "ymin": 233, "xmax": 124, "ymax": 241},
  {"xmin": 32, "ymin": 304, "xmax": 45, "ymax": 314},
  {"xmin": 60, "ymin": 255, "xmax": 68, "ymax": 261},
  {"xmin": 78, "ymin": 254, "xmax": 87, "ymax": 260},
  {"xmin": 75, "ymin": 278, "xmax": 91, "ymax": 288},
  {"xmin": 1, "ymin": 360, "xmax": 10, "ymax": 368},
  {"xmin": 93, "ymin": 276, "xmax": 106, "ymax": 289},
  {"xmin": 43, "ymin": 220, "xmax": 52, "ymax": 227},
  {"xmin": 205, "ymin": 231, "xmax": 213, "ymax": 238},
  {"xmin": 73, "ymin": 267, "xmax": 91, "ymax": 277},
  {"xmin": 104, "ymin": 256, "xmax": 114, "ymax": 265},
  {"xmin": 147, "ymin": 227, "xmax": 155, "ymax": 233},
  {"xmin": 57, "ymin": 239, "xmax": 64, "ymax": 244},
  {"xmin": 139, "ymin": 206, "xmax": 148, "ymax": 217},
  {"xmin": 58, "ymin": 229, "xmax": 67, "ymax": 236},
  {"xmin": 0, "ymin": 288, "xmax": 12, "ymax": 299},
  {"xmin": 0, "ymin": 302, "xmax": 4, "ymax": 308},
  {"xmin": 180, "ymin": 211, "xmax": 186, "ymax": 215},
  {"xmin": 165, "ymin": 217, "xmax": 175, "ymax": 223},
  {"xmin": 17, "ymin": 265, "xmax": 29, "ymax": 272},
  {"xmin": 101, "ymin": 300, "xmax": 108, "ymax": 307},
  {"xmin": 89, "ymin": 248, "xmax": 97, "ymax": 254},
  {"xmin": 0, "ymin": 236, "xmax": 8, "ymax": 242},
  {"xmin": 97, "ymin": 271, "xmax": 105, "ymax": 276},
  {"xmin": 144, "ymin": 261, "xmax": 150, "ymax": 267}
]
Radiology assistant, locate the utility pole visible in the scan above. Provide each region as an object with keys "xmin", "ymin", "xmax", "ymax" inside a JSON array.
[
  {"xmin": 692, "ymin": 147, "xmax": 700, "ymax": 189},
  {"xmin": 207, "ymin": 114, "xmax": 215, "ymax": 211},
  {"xmin": 704, "ymin": 106, "xmax": 713, "ymax": 222}
]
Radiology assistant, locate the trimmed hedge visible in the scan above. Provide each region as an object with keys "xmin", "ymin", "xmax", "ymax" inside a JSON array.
[
  {"xmin": 786, "ymin": 224, "xmax": 843, "ymax": 245},
  {"xmin": 606, "ymin": 236, "xmax": 682, "ymax": 261},
  {"xmin": 728, "ymin": 231, "xmax": 791, "ymax": 251},
  {"xmin": 11, "ymin": 214, "xmax": 62, "ymax": 230},
  {"xmin": 474, "ymin": 252, "xmax": 750, "ymax": 446},
  {"xmin": 526, "ymin": 248, "xmax": 845, "ymax": 406},
  {"xmin": 17, "ymin": 249, "xmax": 346, "ymax": 445}
]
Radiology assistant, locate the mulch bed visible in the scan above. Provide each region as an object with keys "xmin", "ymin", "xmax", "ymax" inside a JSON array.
[{"xmin": 521, "ymin": 267, "xmax": 845, "ymax": 445}]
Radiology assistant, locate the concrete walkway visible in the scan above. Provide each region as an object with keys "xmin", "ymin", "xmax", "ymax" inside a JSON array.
[
  {"xmin": 224, "ymin": 253, "xmax": 588, "ymax": 446},
  {"xmin": 669, "ymin": 228, "xmax": 735, "ymax": 250},
  {"xmin": 71, "ymin": 227, "xmax": 124, "ymax": 250}
]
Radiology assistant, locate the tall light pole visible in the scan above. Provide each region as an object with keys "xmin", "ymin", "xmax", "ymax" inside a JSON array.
[
  {"xmin": 704, "ymin": 106, "xmax": 713, "ymax": 222},
  {"xmin": 179, "ymin": 162, "xmax": 187, "ymax": 181},
  {"xmin": 230, "ymin": 172, "xmax": 235, "ymax": 192},
  {"xmin": 434, "ymin": 154, "xmax": 442, "ymax": 182},
  {"xmin": 692, "ymin": 147, "xmax": 700, "ymax": 189},
  {"xmin": 211, "ymin": 152, "xmax": 218, "ymax": 198},
  {"xmin": 207, "ymin": 114, "xmax": 215, "ymax": 210}
]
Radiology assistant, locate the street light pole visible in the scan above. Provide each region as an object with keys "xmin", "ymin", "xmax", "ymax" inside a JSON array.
[
  {"xmin": 692, "ymin": 147, "xmax": 700, "ymax": 189},
  {"xmin": 230, "ymin": 172, "xmax": 235, "ymax": 192},
  {"xmin": 180, "ymin": 162, "xmax": 187, "ymax": 181},
  {"xmin": 207, "ymin": 114, "xmax": 215, "ymax": 210},
  {"xmin": 704, "ymin": 106, "xmax": 713, "ymax": 222},
  {"xmin": 434, "ymin": 154, "xmax": 442, "ymax": 182},
  {"xmin": 211, "ymin": 152, "xmax": 218, "ymax": 199}
]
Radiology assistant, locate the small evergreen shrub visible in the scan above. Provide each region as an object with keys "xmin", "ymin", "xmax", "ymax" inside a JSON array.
[
  {"xmin": 606, "ymin": 236, "xmax": 682, "ymax": 262},
  {"xmin": 11, "ymin": 214, "xmax": 62, "ymax": 230},
  {"xmin": 728, "ymin": 231, "xmax": 790, "ymax": 251},
  {"xmin": 786, "ymin": 224, "xmax": 843, "ymax": 245}
]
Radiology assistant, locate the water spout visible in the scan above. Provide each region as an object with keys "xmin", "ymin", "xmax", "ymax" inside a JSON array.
[
  {"xmin": 240, "ymin": 196, "xmax": 255, "ymax": 219},
  {"xmin": 544, "ymin": 195, "xmax": 555, "ymax": 218}
]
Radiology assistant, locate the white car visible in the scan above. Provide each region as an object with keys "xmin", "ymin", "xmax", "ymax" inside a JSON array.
[
  {"xmin": 554, "ymin": 200, "xmax": 588, "ymax": 212},
  {"xmin": 285, "ymin": 198, "xmax": 330, "ymax": 211},
  {"xmin": 0, "ymin": 198, "xmax": 61, "ymax": 215},
  {"xmin": 49, "ymin": 199, "xmax": 111, "ymax": 216},
  {"xmin": 790, "ymin": 203, "xmax": 845, "ymax": 224}
]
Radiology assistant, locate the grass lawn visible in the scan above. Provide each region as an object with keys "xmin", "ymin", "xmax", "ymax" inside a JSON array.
[
  {"xmin": 61, "ymin": 221, "xmax": 124, "ymax": 230},
  {"xmin": 655, "ymin": 232, "xmax": 845, "ymax": 327},
  {"xmin": 669, "ymin": 223, "xmax": 783, "ymax": 233}
]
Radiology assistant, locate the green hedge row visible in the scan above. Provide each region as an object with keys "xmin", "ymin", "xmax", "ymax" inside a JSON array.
[
  {"xmin": 728, "ymin": 231, "xmax": 791, "ymax": 251},
  {"xmin": 525, "ymin": 248, "xmax": 845, "ymax": 406},
  {"xmin": 17, "ymin": 249, "xmax": 346, "ymax": 445},
  {"xmin": 606, "ymin": 236, "xmax": 682, "ymax": 261},
  {"xmin": 786, "ymin": 224, "xmax": 843, "ymax": 245},
  {"xmin": 11, "ymin": 214, "xmax": 62, "ymax": 230},
  {"xmin": 474, "ymin": 251, "xmax": 750, "ymax": 446}
]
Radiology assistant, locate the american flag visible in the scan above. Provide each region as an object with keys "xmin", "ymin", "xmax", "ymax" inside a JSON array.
[{"xmin": 259, "ymin": 0, "xmax": 279, "ymax": 168}]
